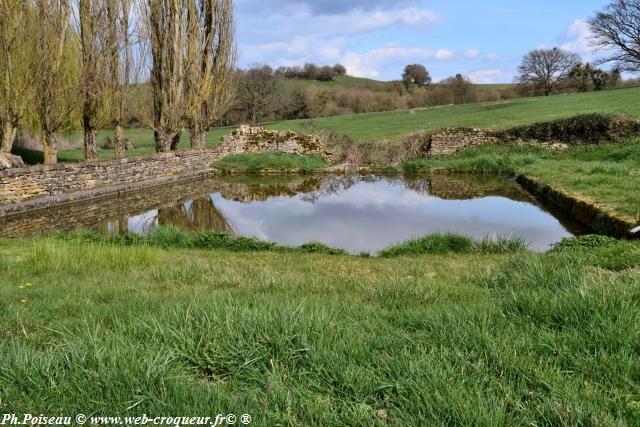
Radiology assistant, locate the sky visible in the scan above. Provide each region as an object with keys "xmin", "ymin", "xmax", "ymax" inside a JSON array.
[{"xmin": 234, "ymin": 0, "xmax": 612, "ymax": 83}]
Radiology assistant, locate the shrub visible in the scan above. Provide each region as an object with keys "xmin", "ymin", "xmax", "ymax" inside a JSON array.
[
  {"xmin": 403, "ymin": 133, "xmax": 427, "ymax": 159},
  {"xmin": 386, "ymin": 142, "xmax": 403, "ymax": 164},
  {"xmin": 497, "ymin": 113, "xmax": 640, "ymax": 144}
]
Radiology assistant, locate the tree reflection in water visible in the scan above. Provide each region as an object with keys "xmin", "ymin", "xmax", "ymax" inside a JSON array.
[{"xmin": 152, "ymin": 197, "xmax": 234, "ymax": 235}]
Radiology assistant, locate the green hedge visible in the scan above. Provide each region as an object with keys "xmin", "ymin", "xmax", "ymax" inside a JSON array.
[{"xmin": 496, "ymin": 113, "xmax": 640, "ymax": 145}]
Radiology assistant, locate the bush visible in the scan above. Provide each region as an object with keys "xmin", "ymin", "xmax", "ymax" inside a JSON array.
[{"xmin": 497, "ymin": 113, "xmax": 640, "ymax": 144}]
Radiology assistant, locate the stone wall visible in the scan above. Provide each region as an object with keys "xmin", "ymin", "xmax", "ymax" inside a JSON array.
[
  {"xmin": 0, "ymin": 176, "xmax": 325, "ymax": 238},
  {"xmin": 219, "ymin": 125, "xmax": 332, "ymax": 159},
  {"xmin": 0, "ymin": 125, "xmax": 334, "ymax": 211},
  {"xmin": 0, "ymin": 149, "xmax": 222, "ymax": 206},
  {"xmin": 427, "ymin": 128, "xmax": 499, "ymax": 156}
]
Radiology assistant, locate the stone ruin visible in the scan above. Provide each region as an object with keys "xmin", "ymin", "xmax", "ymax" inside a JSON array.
[
  {"xmin": 219, "ymin": 125, "xmax": 332, "ymax": 160},
  {"xmin": 427, "ymin": 128, "xmax": 499, "ymax": 156},
  {"xmin": 0, "ymin": 153, "xmax": 25, "ymax": 170}
]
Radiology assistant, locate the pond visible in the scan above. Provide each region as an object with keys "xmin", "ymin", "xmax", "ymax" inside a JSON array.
[{"xmin": 0, "ymin": 174, "xmax": 589, "ymax": 253}]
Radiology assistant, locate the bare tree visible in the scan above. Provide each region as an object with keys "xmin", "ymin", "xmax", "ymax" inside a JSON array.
[
  {"xmin": 0, "ymin": 1, "xmax": 33, "ymax": 154},
  {"xmin": 237, "ymin": 65, "xmax": 276, "ymax": 124},
  {"xmin": 77, "ymin": 0, "xmax": 111, "ymax": 162},
  {"xmin": 590, "ymin": 0, "xmax": 640, "ymax": 72},
  {"xmin": 33, "ymin": 0, "xmax": 75, "ymax": 165},
  {"xmin": 183, "ymin": 0, "xmax": 235, "ymax": 150},
  {"xmin": 517, "ymin": 48, "xmax": 580, "ymax": 95},
  {"xmin": 146, "ymin": 0, "xmax": 187, "ymax": 153}
]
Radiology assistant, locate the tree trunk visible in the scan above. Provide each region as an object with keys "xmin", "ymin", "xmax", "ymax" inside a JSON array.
[
  {"xmin": 155, "ymin": 130, "xmax": 172, "ymax": 153},
  {"xmin": 83, "ymin": 125, "xmax": 98, "ymax": 162},
  {"xmin": 190, "ymin": 127, "xmax": 206, "ymax": 150},
  {"xmin": 114, "ymin": 125, "xmax": 126, "ymax": 158},
  {"xmin": 1, "ymin": 120, "xmax": 17, "ymax": 153},
  {"xmin": 42, "ymin": 130, "xmax": 58, "ymax": 165},
  {"xmin": 170, "ymin": 131, "xmax": 181, "ymax": 151}
]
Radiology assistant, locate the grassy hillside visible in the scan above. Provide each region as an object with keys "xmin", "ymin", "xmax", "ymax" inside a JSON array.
[
  {"xmin": 282, "ymin": 76, "xmax": 514, "ymax": 92},
  {"xmin": 27, "ymin": 86, "xmax": 640, "ymax": 163},
  {"xmin": 267, "ymin": 87, "xmax": 640, "ymax": 141},
  {"xmin": 282, "ymin": 75, "xmax": 387, "ymax": 89}
]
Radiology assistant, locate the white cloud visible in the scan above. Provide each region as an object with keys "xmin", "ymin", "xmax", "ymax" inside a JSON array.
[
  {"xmin": 341, "ymin": 46, "xmax": 457, "ymax": 78},
  {"xmin": 468, "ymin": 69, "xmax": 505, "ymax": 84},
  {"xmin": 560, "ymin": 19, "xmax": 593, "ymax": 59},
  {"xmin": 464, "ymin": 49, "xmax": 480, "ymax": 59},
  {"xmin": 485, "ymin": 53, "xmax": 500, "ymax": 61},
  {"xmin": 434, "ymin": 49, "xmax": 455, "ymax": 60},
  {"xmin": 238, "ymin": 6, "xmax": 440, "ymax": 43},
  {"xmin": 236, "ymin": 3, "xmax": 443, "ymax": 70}
]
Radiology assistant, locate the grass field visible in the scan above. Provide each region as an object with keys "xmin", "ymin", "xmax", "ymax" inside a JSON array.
[
  {"xmin": 269, "ymin": 87, "xmax": 640, "ymax": 141},
  {"xmin": 31, "ymin": 86, "xmax": 640, "ymax": 164},
  {"xmin": 1, "ymin": 234, "xmax": 639, "ymax": 424}
]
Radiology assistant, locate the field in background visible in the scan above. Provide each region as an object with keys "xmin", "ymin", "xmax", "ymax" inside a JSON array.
[
  {"xmin": 281, "ymin": 75, "xmax": 514, "ymax": 92},
  {"xmin": 16, "ymin": 86, "xmax": 639, "ymax": 163},
  {"xmin": 268, "ymin": 86, "xmax": 640, "ymax": 141}
]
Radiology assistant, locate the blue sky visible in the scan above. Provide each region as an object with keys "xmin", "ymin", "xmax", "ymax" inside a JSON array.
[{"xmin": 235, "ymin": 0, "xmax": 611, "ymax": 82}]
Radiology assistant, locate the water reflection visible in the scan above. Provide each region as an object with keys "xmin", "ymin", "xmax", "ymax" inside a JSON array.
[{"xmin": 0, "ymin": 174, "xmax": 586, "ymax": 253}]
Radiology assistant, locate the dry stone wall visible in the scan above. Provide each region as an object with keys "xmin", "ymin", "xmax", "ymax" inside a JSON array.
[
  {"xmin": 219, "ymin": 125, "xmax": 332, "ymax": 159},
  {"xmin": 427, "ymin": 128, "xmax": 499, "ymax": 156},
  {"xmin": 0, "ymin": 150, "xmax": 222, "ymax": 206},
  {"xmin": 0, "ymin": 126, "xmax": 333, "ymax": 210}
]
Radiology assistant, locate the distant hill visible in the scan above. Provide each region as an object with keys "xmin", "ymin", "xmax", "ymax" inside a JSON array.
[
  {"xmin": 267, "ymin": 86, "xmax": 640, "ymax": 141},
  {"xmin": 280, "ymin": 76, "xmax": 515, "ymax": 92}
]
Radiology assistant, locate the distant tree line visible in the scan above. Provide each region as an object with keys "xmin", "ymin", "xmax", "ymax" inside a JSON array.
[
  {"xmin": 274, "ymin": 63, "xmax": 347, "ymax": 82},
  {"xmin": 516, "ymin": 48, "xmax": 622, "ymax": 96}
]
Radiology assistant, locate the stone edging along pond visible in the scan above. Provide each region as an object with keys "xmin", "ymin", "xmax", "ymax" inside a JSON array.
[{"xmin": 516, "ymin": 175, "xmax": 637, "ymax": 239}]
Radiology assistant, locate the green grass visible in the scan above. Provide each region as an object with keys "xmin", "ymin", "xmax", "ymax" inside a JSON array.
[
  {"xmin": 404, "ymin": 138, "xmax": 640, "ymax": 222},
  {"xmin": 1, "ymin": 235, "xmax": 639, "ymax": 424},
  {"xmin": 282, "ymin": 75, "xmax": 386, "ymax": 89},
  {"xmin": 19, "ymin": 126, "xmax": 236, "ymax": 164},
  {"xmin": 379, "ymin": 234, "xmax": 526, "ymax": 257},
  {"xmin": 214, "ymin": 152, "xmax": 326, "ymax": 173},
  {"xmin": 267, "ymin": 86, "xmax": 640, "ymax": 141}
]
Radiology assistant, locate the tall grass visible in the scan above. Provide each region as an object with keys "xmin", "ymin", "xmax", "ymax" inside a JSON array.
[
  {"xmin": 58, "ymin": 227, "xmax": 525, "ymax": 258},
  {"xmin": 0, "ymin": 236, "xmax": 638, "ymax": 424}
]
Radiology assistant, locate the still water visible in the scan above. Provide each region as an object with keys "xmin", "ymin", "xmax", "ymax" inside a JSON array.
[{"xmin": 0, "ymin": 174, "xmax": 588, "ymax": 253}]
